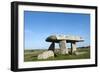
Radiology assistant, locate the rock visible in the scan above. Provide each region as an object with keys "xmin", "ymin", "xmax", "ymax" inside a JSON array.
[
  {"xmin": 37, "ymin": 51, "xmax": 54, "ymax": 59},
  {"xmin": 59, "ymin": 40, "xmax": 67, "ymax": 54}
]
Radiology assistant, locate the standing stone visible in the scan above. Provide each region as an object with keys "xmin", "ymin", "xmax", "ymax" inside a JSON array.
[
  {"xmin": 48, "ymin": 42, "xmax": 55, "ymax": 52},
  {"xmin": 59, "ymin": 40, "xmax": 68, "ymax": 54},
  {"xmin": 71, "ymin": 42, "xmax": 77, "ymax": 54},
  {"xmin": 66, "ymin": 47, "xmax": 69, "ymax": 54}
]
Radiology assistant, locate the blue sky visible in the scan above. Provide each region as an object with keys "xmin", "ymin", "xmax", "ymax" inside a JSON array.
[{"xmin": 24, "ymin": 11, "xmax": 90, "ymax": 49}]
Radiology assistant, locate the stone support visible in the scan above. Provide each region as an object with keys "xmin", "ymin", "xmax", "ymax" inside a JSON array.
[
  {"xmin": 71, "ymin": 42, "xmax": 77, "ymax": 54},
  {"xmin": 59, "ymin": 40, "xmax": 68, "ymax": 54},
  {"xmin": 48, "ymin": 42, "xmax": 55, "ymax": 52}
]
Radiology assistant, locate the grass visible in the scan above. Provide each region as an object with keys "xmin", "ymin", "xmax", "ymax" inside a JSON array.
[{"xmin": 24, "ymin": 48, "xmax": 90, "ymax": 62}]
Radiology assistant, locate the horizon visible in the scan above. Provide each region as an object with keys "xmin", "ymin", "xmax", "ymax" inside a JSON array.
[{"xmin": 25, "ymin": 45, "xmax": 90, "ymax": 50}]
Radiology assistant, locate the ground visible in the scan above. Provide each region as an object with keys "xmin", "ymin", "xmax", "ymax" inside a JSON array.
[{"xmin": 24, "ymin": 48, "xmax": 90, "ymax": 62}]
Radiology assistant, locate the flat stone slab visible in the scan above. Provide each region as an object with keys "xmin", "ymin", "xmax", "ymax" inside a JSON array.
[{"xmin": 46, "ymin": 35, "xmax": 84, "ymax": 42}]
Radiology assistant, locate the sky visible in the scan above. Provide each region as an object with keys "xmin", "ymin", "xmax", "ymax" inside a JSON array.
[{"xmin": 24, "ymin": 11, "xmax": 90, "ymax": 49}]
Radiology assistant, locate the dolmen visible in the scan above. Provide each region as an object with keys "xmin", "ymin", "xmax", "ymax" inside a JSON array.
[
  {"xmin": 46, "ymin": 35, "xmax": 84, "ymax": 55},
  {"xmin": 37, "ymin": 35, "xmax": 84, "ymax": 60}
]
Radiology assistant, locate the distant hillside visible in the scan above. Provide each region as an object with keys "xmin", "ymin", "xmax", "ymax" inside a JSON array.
[
  {"xmin": 77, "ymin": 46, "xmax": 90, "ymax": 49},
  {"xmin": 25, "ymin": 46, "xmax": 90, "ymax": 52}
]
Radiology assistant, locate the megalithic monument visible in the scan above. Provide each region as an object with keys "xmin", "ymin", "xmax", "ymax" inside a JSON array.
[{"xmin": 46, "ymin": 35, "xmax": 84, "ymax": 55}]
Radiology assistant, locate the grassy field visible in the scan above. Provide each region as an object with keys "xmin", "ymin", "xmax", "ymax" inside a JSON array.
[{"xmin": 24, "ymin": 48, "xmax": 90, "ymax": 62}]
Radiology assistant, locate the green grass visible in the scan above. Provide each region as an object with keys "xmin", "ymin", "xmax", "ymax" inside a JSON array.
[{"xmin": 24, "ymin": 48, "xmax": 90, "ymax": 62}]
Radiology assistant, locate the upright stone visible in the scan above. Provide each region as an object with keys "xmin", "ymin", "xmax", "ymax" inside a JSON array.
[
  {"xmin": 48, "ymin": 42, "xmax": 55, "ymax": 52},
  {"xmin": 59, "ymin": 40, "xmax": 67, "ymax": 54},
  {"xmin": 71, "ymin": 42, "xmax": 77, "ymax": 54},
  {"xmin": 65, "ymin": 45, "xmax": 69, "ymax": 54}
]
